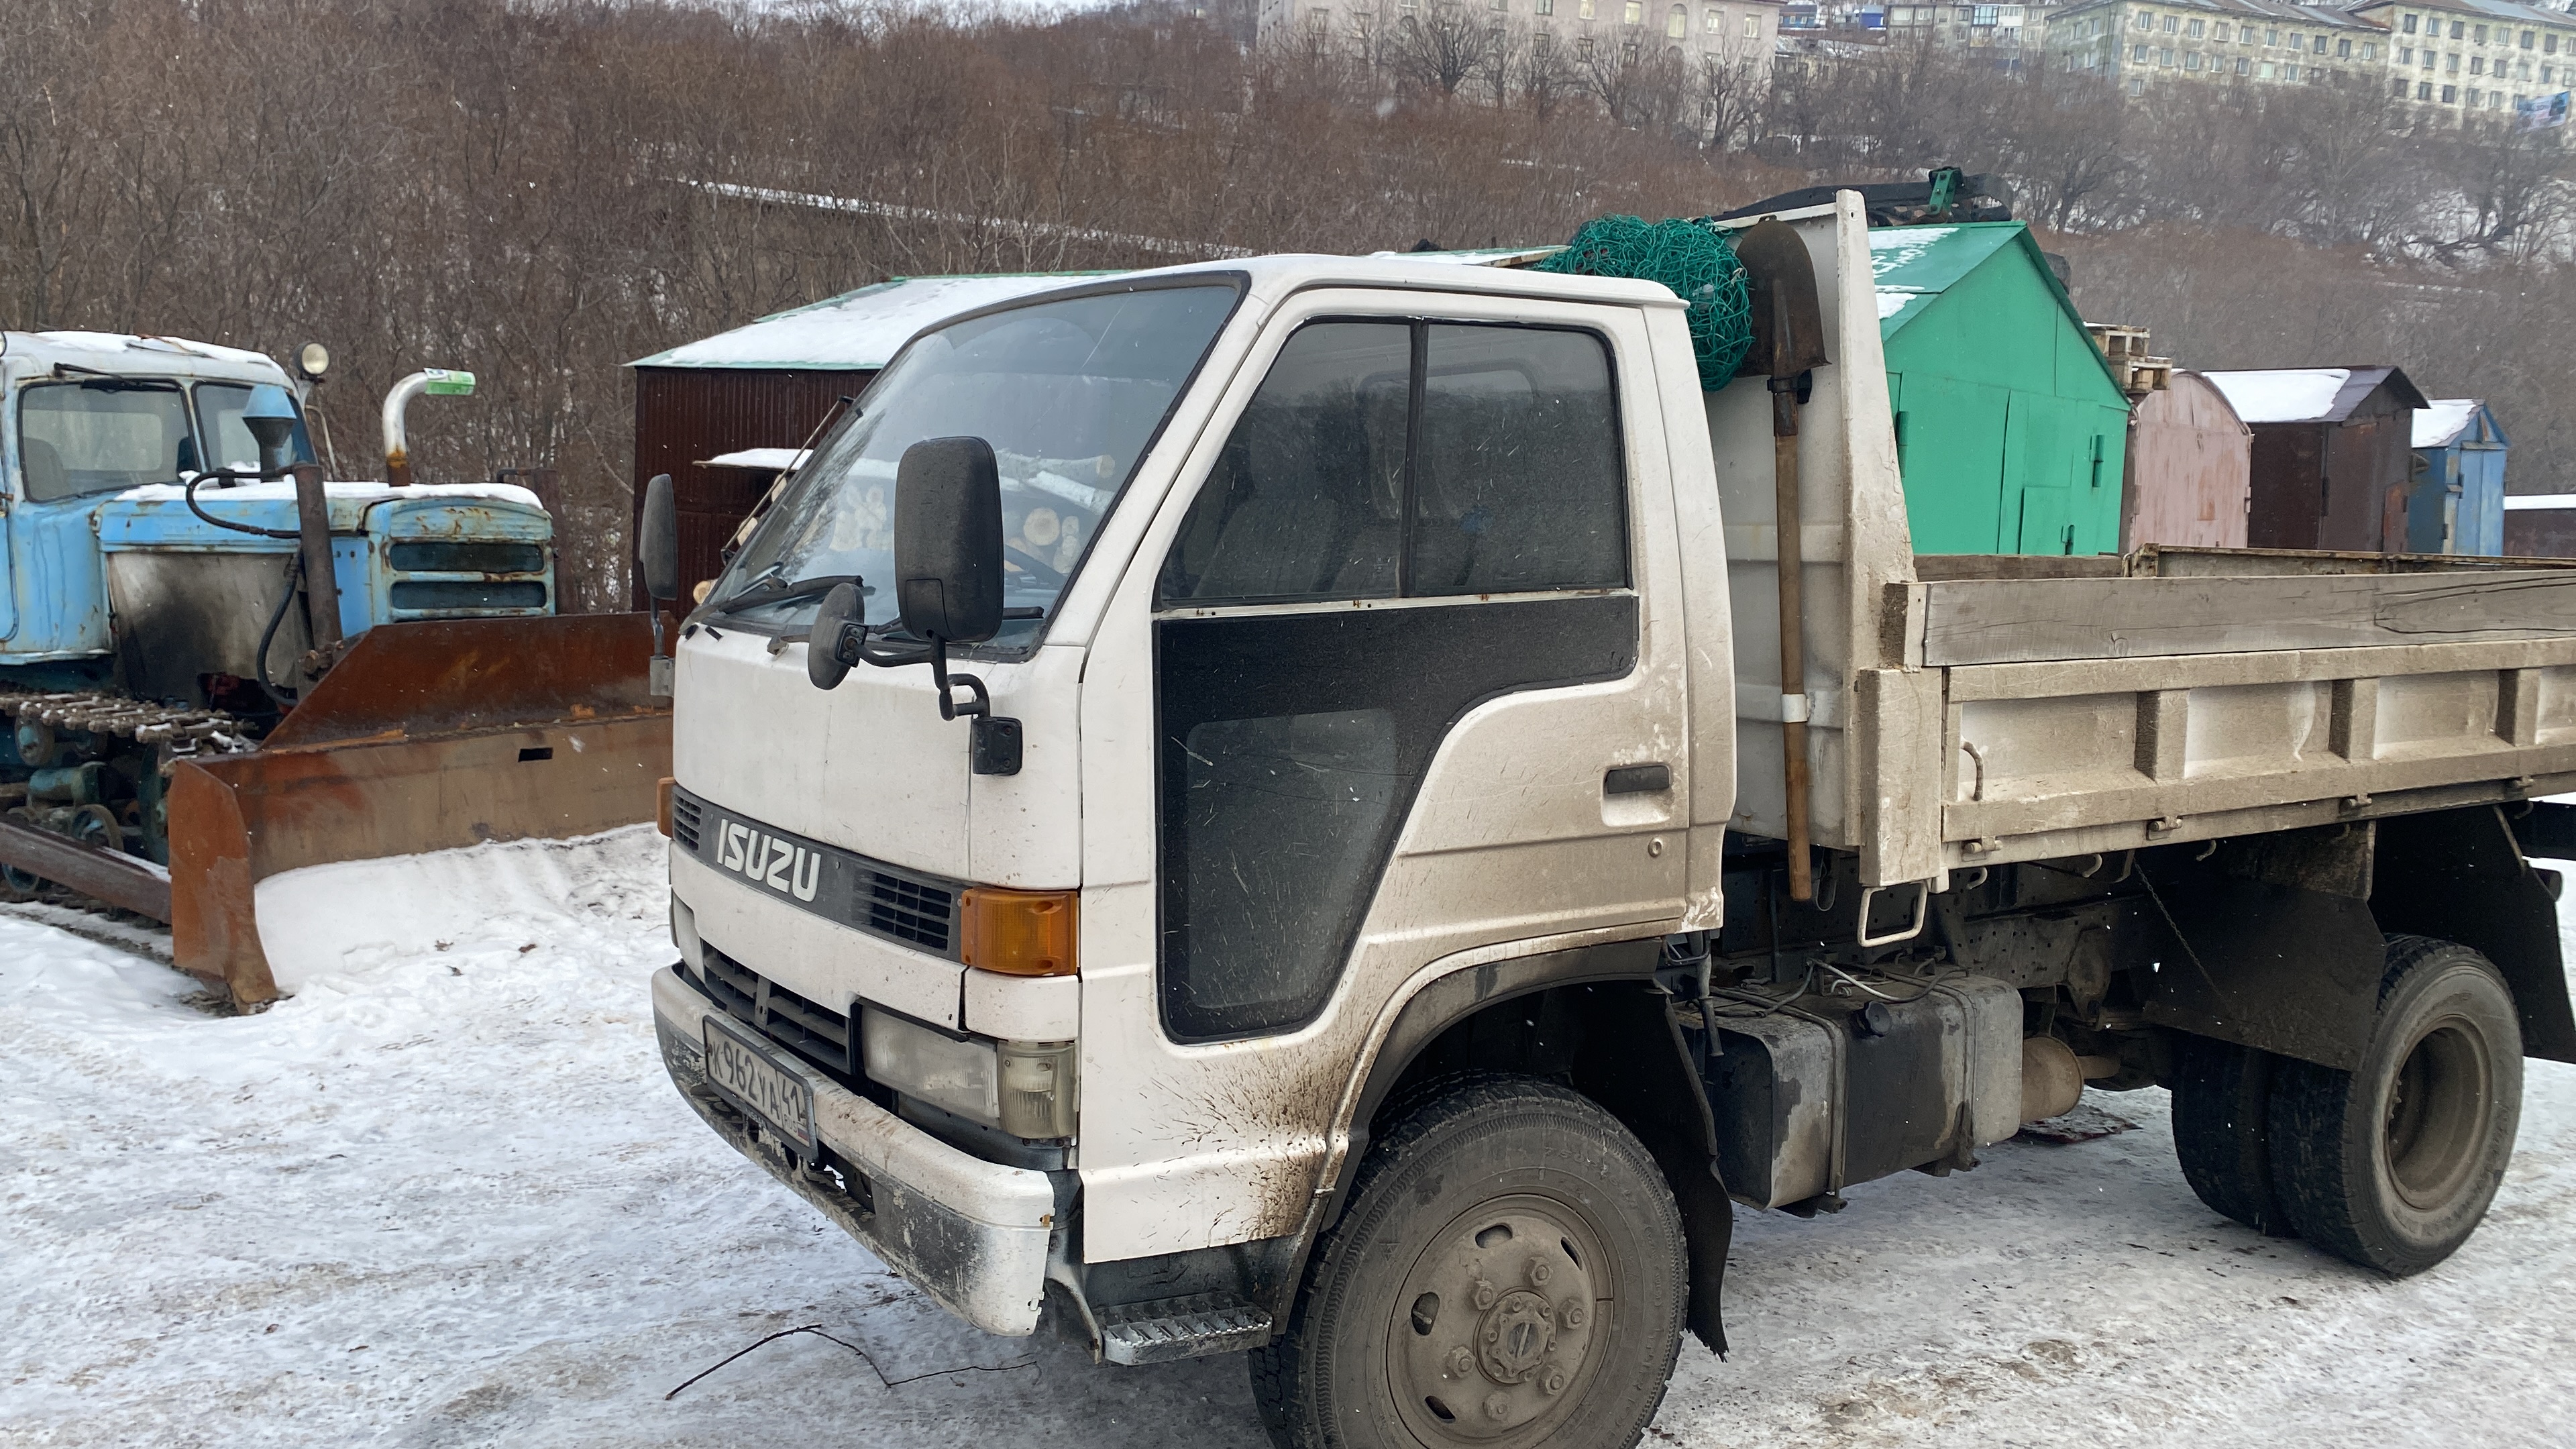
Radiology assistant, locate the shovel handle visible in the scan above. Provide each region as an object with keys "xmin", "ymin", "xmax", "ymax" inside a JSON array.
[{"xmin": 1774, "ymin": 421, "xmax": 1813, "ymax": 902}]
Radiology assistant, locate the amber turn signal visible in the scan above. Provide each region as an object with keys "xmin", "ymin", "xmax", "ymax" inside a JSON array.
[
  {"xmin": 655, "ymin": 777, "xmax": 675, "ymax": 837},
  {"xmin": 960, "ymin": 888, "xmax": 1078, "ymax": 977}
]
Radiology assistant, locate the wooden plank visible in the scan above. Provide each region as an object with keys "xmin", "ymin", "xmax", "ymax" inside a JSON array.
[
  {"xmin": 1911, "ymin": 553, "xmax": 2125, "ymax": 582},
  {"xmin": 1945, "ymin": 633, "xmax": 2576, "ymax": 702},
  {"xmin": 1921, "ymin": 572, "xmax": 2576, "ymax": 667},
  {"xmin": 1942, "ymin": 733, "xmax": 2564, "ymax": 843}
]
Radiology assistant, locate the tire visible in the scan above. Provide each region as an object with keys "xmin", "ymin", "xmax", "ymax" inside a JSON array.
[
  {"xmin": 1249, "ymin": 1075, "xmax": 1686, "ymax": 1449},
  {"xmin": 2267, "ymin": 934, "xmax": 2524, "ymax": 1276},
  {"xmin": 2170, "ymin": 1032, "xmax": 2296, "ymax": 1237}
]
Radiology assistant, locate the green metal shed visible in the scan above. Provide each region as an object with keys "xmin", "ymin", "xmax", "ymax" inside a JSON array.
[{"xmin": 1872, "ymin": 223, "xmax": 2132, "ymax": 556}]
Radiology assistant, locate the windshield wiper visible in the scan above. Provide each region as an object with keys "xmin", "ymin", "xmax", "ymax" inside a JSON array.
[{"xmin": 711, "ymin": 572, "xmax": 872, "ymax": 616}]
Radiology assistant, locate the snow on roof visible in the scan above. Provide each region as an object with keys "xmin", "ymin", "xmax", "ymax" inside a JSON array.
[
  {"xmin": 700, "ymin": 447, "xmax": 810, "ymax": 471},
  {"xmin": 2415, "ymin": 399, "xmax": 2482, "ymax": 449},
  {"xmin": 2, "ymin": 329, "xmax": 288, "ymax": 382},
  {"xmin": 630, "ymin": 273, "xmax": 1124, "ymax": 371},
  {"xmin": 2204, "ymin": 368, "xmax": 2351, "ymax": 424},
  {"xmin": 2504, "ymin": 494, "xmax": 2576, "ymax": 511}
]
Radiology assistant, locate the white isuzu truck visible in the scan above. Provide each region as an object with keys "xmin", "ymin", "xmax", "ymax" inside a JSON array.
[{"xmin": 645, "ymin": 195, "xmax": 2576, "ymax": 1449}]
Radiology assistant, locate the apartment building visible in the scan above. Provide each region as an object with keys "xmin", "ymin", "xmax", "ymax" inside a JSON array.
[
  {"xmin": 2045, "ymin": 0, "xmax": 2386, "ymax": 93},
  {"xmin": 1883, "ymin": 3, "xmax": 2051, "ymax": 66},
  {"xmin": 2350, "ymin": 0, "xmax": 2576, "ymax": 117},
  {"xmin": 1257, "ymin": 0, "xmax": 1784, "ymax": 72}
]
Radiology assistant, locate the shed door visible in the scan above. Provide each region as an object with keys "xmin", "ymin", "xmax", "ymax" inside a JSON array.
[{"xmin": 1894, "ymin": 372, "xmax": 2010, "ymax": 553}]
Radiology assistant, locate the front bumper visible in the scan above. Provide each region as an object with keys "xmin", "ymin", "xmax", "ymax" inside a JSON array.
[{"xmin": 651, "ymin": 965, "xmax": 1061, "ymax": 1336}]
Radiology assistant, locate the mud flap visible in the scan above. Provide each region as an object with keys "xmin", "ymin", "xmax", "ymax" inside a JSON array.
[
  {"xmin": 168, "ymin": 614, "xmax": 672, "ymax": 1003},
  {"xmin": 2378, "ymin": 805, "xmax": 2576, "ymax": 1065}
]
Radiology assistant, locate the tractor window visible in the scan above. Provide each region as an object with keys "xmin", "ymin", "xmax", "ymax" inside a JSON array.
[
  {"xmin": 16, "ymin": 382, "xmax": 193, "ymax": 502},
  {"xmin": 194, "ymin": 383, "xmax": 315, "ymax": 474}
]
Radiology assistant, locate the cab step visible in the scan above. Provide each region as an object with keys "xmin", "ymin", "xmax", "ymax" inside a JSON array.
[{"xmin": 1097, "ymin": 1292, "xmax": 1273, "ymax": 1364}]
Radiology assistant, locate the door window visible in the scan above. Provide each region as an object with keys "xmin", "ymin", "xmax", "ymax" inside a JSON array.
[{"xmin": 1153, "ymin": 317, "xmax": 1635, "ymax": 1041}]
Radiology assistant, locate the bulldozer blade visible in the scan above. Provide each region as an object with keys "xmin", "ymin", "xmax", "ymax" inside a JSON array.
[{"xmin": 168, "ymin": 612, "xmax": 673, "ymax": 1005}]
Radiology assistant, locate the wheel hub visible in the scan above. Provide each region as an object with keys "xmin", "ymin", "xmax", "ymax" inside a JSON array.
[{"xmin": 1391, "ymin": 1201, "xmax": 1605, "ymax": 1441}]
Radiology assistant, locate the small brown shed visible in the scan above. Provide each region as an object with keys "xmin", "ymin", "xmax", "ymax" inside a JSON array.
[
  {"xmin": 2122, "ymin": 370, "xmax": 2252, "ymax": 550},
  {"xmin": 2505, "ymin": 496, "xmax": 2576, "ymax": 559},
  {"xmin": 628, "ymin": 272, "xmax": 1107, "ymax": 604},
  {"xmin": 2204, "ymin": 366, "xmax": 2430, "ymax": 553}
]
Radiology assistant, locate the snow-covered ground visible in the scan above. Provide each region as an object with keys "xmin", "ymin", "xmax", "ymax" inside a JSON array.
[{"xmin": 3, "ymin": 828, "xmax": 2573, "ymax": 1446}]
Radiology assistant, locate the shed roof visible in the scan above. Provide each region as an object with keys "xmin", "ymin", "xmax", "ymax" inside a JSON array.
[
  {"xmin": 2204, "ymin": 366, "xmax": 2429, "ymax": 424},
  {"xmin": 2414, "ymin": 399, "xmax": 2486, "ymax": 449},
  {"xmin": 630, "ymin": 272, "xmax": 1122, "ymax": 371},
  {"xmin": 1866, "ymin": 222, "xmax": 2124, "ymax": 394}
]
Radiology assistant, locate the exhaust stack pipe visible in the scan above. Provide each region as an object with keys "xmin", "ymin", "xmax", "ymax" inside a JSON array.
[{"xmin": 381, "ymin": 368, "xmax": 476, "ymax": 488}]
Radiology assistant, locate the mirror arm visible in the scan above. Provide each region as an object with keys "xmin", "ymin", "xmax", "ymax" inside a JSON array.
[{"xmin": 928, "ymin": 641, "xmax": 989, "ymax": 722}]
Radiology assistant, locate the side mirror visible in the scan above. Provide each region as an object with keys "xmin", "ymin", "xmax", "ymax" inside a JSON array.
[
  {"xmin": 242, "ymin": 384, "xmax": 301, "ymax": 476},
  {"xmin": 894, "ymin": 437, "xmax": 1004, "ymax": 645},
  {"xmin": 808, "ymin": 581, "xmax": 861, "ymax": 690},
  {"xmin": 639, "ymin": 472, "xmax": 680, "ymax": 604}
]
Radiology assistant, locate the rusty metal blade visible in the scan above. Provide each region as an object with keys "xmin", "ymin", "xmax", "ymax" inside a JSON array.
[
  {"xmin": 0, "ymin": 816, "xmax": 173, "ymax": 920},
  {"xmin": 170, "ymin": 613, "xmax": 673, "ymax": 1004}
]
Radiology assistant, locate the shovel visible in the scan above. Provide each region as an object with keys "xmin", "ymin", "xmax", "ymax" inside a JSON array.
[{"xmin": 1732, "ymin": 217, "xmax": 1831, "ymax": 902}]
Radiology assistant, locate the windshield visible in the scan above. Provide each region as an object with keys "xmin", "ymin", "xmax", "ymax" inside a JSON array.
[
  {"xmin": 706, "ymin": 281, "xmax": 1240, "ymax": 648},
  {"xmin": 195, "ymin": 382, "xmax": 315, "ymax": 472},
  {"xmin": 17, "ymin": 381, "xmax": 193, "ymax": 502}
]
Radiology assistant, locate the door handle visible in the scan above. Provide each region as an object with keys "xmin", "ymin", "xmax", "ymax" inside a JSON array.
[{"xmin": 1603, "ymin": 763, "xmax": 1671, "ymax": 796}]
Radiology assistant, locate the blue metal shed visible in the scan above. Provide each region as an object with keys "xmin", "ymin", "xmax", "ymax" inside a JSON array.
[{"xmin": 2411, "ymin": 399, "xmax": 2508, "ymax": 555}]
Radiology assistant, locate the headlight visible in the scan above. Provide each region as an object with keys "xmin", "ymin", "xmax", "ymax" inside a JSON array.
[{"xmin": 862, "ymin": 1008, "xmax": 998, "ymax": 1126}]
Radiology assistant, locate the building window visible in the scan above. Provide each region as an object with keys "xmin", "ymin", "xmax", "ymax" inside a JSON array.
[
  {"xmin": 2471, "ymin": 56, "xmax": 2485, "ymax": 74},
  {"xmin": 2134, "ymin": 42, "xmax": 2149, "ymax": 60},
  {"xmin": 2402, "ymin": 13, "xmax": 2417, "ymax": 34},
  {"xmin": 2451, "ymin": 21, "xmax": 2464, "ymax": 39},
  {"xmin": 1743, "ymin": 13, "xmax": 1756, "ymax": 36},
  {"xmin": 2338, "ymin": 38, "xmax": 2351, "ymax": 57},
  {"xmin": 2213, "ymin": 22, "xmax": 2229, "ymax": 41},
  {"xmin": 2186, "ymin": 48, "xmax": 2201, "ymax": 67},
  {"xmin": 2131, "ymin": 75, "xmax": 2145, "ymax": 93},
  {"xmin": 2523, "ymin": 30, "xmax": 2537, "ymax": 48},
  {"xmin": 2423, "ymin": 49, "xmax": 2435, "ymax": 68},
  {"xmin": 2160, "ymin": 46, "xmax": 2174, "ymax": 64},
  {"xmin": 2448, "ymin": 52, "xmax": 2460, "ymax": 72},
  {"xmin": 2548, "ymin": 34, "xmax": 2561, "ymax": 55},
  {"xmin": 2548, "ymin": 64, "xmax": 2558, "ymax": 84},
  {"xmin": 1536, "ymin": 0, "xmax": 1553, "ymax": 12},
  {"xmin": 2186, "ymin": 17, "xmax": 2203, "ymax": 36},
  {"xmin": 1667, "ymin": 3, "xmax": 1686, "ymax": 36},
  {"xmin": 1704, "ymin": 5, "xmax": 1720, "ymax": 30},
  {"xmin": 2235, "ymin": 56, "xmax": 2249, "ymax": 73},
  {"xmin": 2265, "ymin": 27, "xmax": 2278, "ymax": 45},
  {"xmin": 2474, "ymin": 23, "xmax": 2487, "ymax": 43},
  {"xmin": 2284, "ymin": 61, "xmax": 2299, "ymax": 79},
  {"xmin": 2466, "ymin": 85, "xmax": 2479, "ymax": 102},
  {"xmin": 2363, "ymin": 42, "xmax": 2376, "ymax": 60},
  {"xmin": 2162, "ymin": 14, "xmax": 2176, "ymax": 32},
  {"xmin": 1973, "ymin": 3, "xmax": 1999, "ymax": 24},
  {"xmin": 2394, "ymin": 76, "xmax": 2410, "ymax": 96},
  {"xmin": 1623, "ymin": 0, "xmax": 1643, "ymax": 23},
  {"xmin": 1578, "ymin": 0, "xmax": 1594, "ymax": 18}
]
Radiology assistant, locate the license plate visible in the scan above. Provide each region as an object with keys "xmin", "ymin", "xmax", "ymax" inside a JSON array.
[{"xmin": 703, "ymin": 1015, "xmax": 817, "ymax": 1155}]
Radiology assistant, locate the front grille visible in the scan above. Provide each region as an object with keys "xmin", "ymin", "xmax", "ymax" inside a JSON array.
[
  {"xmin": 867, "ymin": 873, "xmax": 955, "ymax": 953},
  {"xmin": 387, "ymin": 540, "xmax": 547, "ymax": 574},
  {"xmin": 700, "ymin": 947, "xmax": 853, "ymax": 1075},
  {"xmin": 670, "ymin": 792, "xmax": 702, "ymax": 853}
]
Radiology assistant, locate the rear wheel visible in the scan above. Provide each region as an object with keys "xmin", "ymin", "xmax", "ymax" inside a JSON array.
[
  {"xmin": 1250, "ymin": 1075, "xmax": 1686, "ymax": 1449},
  {"xmin": 2268, "ymin": 935, "xmax": 2522, "ymax": 1275},
  {"xmin": 2169, "ymin": 1032, "xmax": 2295, "ymax": 1237}
]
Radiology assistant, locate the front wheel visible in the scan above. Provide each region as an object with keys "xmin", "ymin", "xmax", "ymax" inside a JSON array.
[
  {"xmin": 2268, "ymin": 935, "xmax": 2524, "ymax": 1275},
  {"xmin": 1250, "ymin": 1075, "xmax": 1686, "ymax": 1449}
]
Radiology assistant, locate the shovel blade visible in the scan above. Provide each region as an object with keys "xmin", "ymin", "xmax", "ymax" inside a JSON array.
[{"xmin": 1732, "ymin": 217, "xmax": 1831, "ymax": 379}]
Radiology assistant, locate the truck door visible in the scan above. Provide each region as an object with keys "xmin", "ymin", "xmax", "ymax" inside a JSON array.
[{"xmin": 1075, "ymin": 292, "xmax": 1696, "ymax": 1261}]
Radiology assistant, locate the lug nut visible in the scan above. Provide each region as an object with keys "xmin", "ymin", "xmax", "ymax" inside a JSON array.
[
  {"xmin": 1484, "ymin": 1393, "xmax": 1513, "ymax": 1421},
  {"xmin": 1446, "ymin": 1347, "xmax": 1474, "ymax": 1377},
  {"xmin": 1563, "ymin": 1301, "xmax": 1588, "ymax": 1328},
  {"xmin": 1527, "ymin": 1257, "xmax": 1552, "ymax": 1286},
  {"xmin": 1472, "ymin": 1279, "xmax": 1498, "ymax": 1309},
  {"xmin": 1542, "ymin": 1369, "xmax": 1568, "ymax": 1396}
]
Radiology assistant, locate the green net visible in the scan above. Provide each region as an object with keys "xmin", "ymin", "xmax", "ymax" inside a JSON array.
[{"xmin": 1531, "ymin": 215, "xmax": 1752, "ymax": 390}]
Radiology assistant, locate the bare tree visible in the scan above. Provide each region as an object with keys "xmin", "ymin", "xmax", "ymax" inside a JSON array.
[{"xmin": 1388, "ymin": 0, "xmax": 1499, "ymax": 98}]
